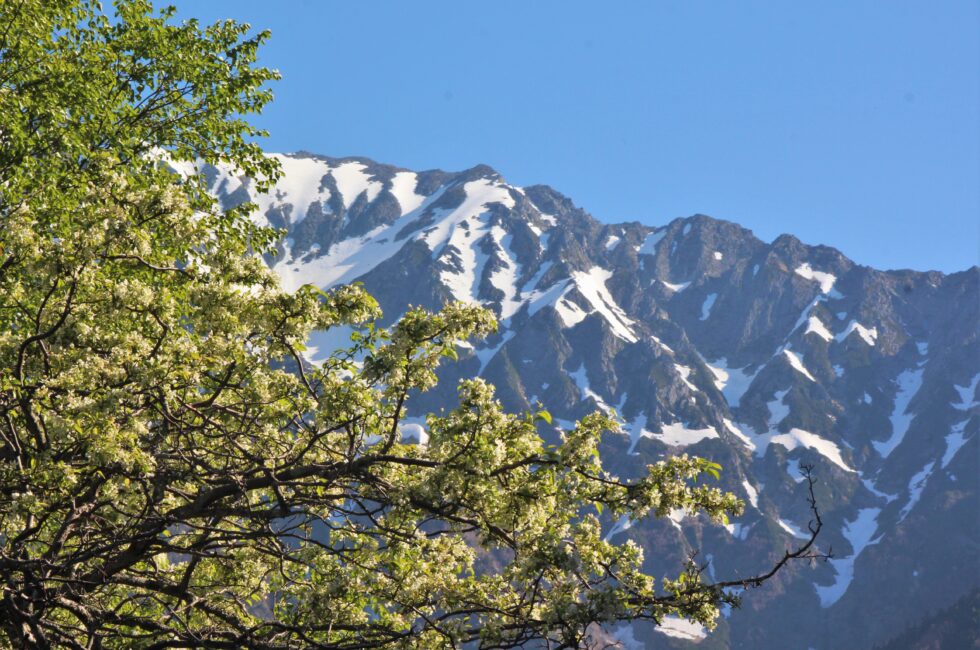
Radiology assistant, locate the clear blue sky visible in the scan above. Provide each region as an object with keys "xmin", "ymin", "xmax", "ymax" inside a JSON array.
[{"xmin": 177, "ymin": 1, "xmax": 978, "ymax": 273}]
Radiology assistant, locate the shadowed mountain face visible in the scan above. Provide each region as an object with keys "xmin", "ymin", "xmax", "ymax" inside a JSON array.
[{"xmin": 206, "ymin": 152, "xmax": 979, "ymax": 649}]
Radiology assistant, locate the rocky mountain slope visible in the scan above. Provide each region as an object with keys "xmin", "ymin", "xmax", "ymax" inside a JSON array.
[{"xmin": 203, "ymin": 152, "xmax": 979, "ymax": 649}]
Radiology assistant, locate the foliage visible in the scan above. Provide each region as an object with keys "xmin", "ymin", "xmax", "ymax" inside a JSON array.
[{"xmin": 0, "ymin": 1, "xmax": 816, "ymax": 647}]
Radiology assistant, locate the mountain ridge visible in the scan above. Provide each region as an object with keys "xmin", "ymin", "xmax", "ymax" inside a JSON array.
[{"xmin": 276, "ymin": 150, "xmax": 975, "ymax": 276}]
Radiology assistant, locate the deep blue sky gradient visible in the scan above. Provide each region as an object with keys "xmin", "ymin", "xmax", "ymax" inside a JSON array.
[{"xmin": 177, "ymin": 1, "xmax": 978, "ymax": 272}]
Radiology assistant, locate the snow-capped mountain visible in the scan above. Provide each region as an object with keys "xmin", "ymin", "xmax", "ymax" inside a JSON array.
[{"xmin": 205, "ymin": 152, "xmax": 979, "ymax": 649}]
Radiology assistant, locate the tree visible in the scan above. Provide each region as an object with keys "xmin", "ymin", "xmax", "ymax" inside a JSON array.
[{"xmin": 0, "ymin": 1, "xmax": 824, "ymax": 647}]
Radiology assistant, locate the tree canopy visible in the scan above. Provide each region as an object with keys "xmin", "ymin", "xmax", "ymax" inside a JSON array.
[{"xmin": 0, "ymin": 1, "xmax": 822, "ymax": 647}]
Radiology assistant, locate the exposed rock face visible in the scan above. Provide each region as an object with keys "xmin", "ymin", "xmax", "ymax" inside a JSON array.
[{"xmin": 207, "ymin": 152, "xmax": 979, "ymax": 649}]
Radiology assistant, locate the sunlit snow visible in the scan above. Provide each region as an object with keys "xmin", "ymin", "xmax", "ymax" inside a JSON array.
[
  {"xmin": 783, "ymin": 349, "xmax": 816, "ymax": 382},
  {"xmin": 331, "ymin": 160, "xmax": 382, "ymax": 207},
  {"xmin": 388, "ymin": 171, "xmax": 425, "ymax": 214},
  {"xmin": 751, "ymin": 391, "xmax": 856, "ymax": 472},
  {"xmin": 742, "ymin": 479, "xmax": 759, "ymax": 509},
  {"xmin": 804, "ymin": 315, "xmax": 833, "ymax": 341},
  {"xmin": 605, "ymin": 515, "xmax": 634, "ymax": 541},
  {"xmin": 650, "ymin": 334, "xmax": 675, "ymax": 354},
  {"xmin": 568, "ymin": 267, "xmax": 639, "ymax": 342},
  {"xmin": 262, "ymin": 154, "xmax": 333, "ymax": 224},
  {"xmin": 661, "ymin": 280, "xmax": 691, "ymax": 293},
  {"xmin": 569, "ymin": 363, "xmax": 614, "ymax": 414},
  {"xmin": 656, "ymin": 617, "xmax": 707, "ymax": 641},
  {"xmin": 835, "ymin": 320, "xmax": 878, "ymax": 346},
  {"xmin": 674, "ymin": 364, "xmax": 698, "ymax": 392},
  {"xmin": 656, "ymin": 422, "xmax": 719, "ymax": 447},
  {"xmin": 724, "ymin": 419, "xmax": 756, "ymax": 451},
  {"xmin": 794, "ymin": 263, "xmax": 842, "ymax": 297},
  {"xmin": 777, "ymin": 517, "xmax": 810, "ymax": 540},
  {"xmin": 433, "ymin": 180, "xmax": 516, "ymax": 304},
  {"xmin": 272, "ymin": 186, "xmax": 448, "ymax": 291},
  {"xmin": 487, "ymin": 225, "xmax": 524, "ymax": 318},
  {"xmin": 626, "ymin": 415, "xmax": 719, "ymax": 451},
  {"xmin": 706, "ymin": 358, "xmax": 757, "ymax": 407}
]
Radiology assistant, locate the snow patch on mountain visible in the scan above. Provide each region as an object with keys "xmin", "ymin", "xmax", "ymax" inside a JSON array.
[
  {"xmin": 941, "ymin": 376, "xmax": 977, "ymax": 470},
  {"xmin": 861, "ymin": 476, "xmax": 898, "ymax": 502},
  {"xmin": 783, "ymin": 349, "xmax": 817, "ymax": 382},
  {"xmin": 650, "ymin": 334, "xmax": 675, "ymax": 355},
  {"xmin": 786, "ymin": 458, "xmax": 807, "ymax": 483},
  {"xmin": 873, "ymin": 366, "xmax": 925, "ymax": 458},
  {"xmin": 794, "ymin": 263, "xmax": 841, "ymax": 297},
  {"xmin": 331, "ymin": 160, "xmax": 382, "ymax": 207},
  {"xmin": 941, "ymin": 422, "xmax": 970, "ymax": 470},
  {"xmin": 389, "ymin": 171, "xmax": 425, "ymax": 213},
  {"xmin": 625, "ymin": 415, "xmax": 652, "ymax": 455},
  {"xmin": 611, "ymin": 624, "xmax": 644, "ymax": 650},
  {"xmin": 433, "ymin": 179, "xmax": 516, "ymax": 303},
  {"xmin": 553, "ymin": 292, "xmax": 589, "ymax": 329},
  {"xmin": 569, "ymin": 363, "xmax": 614, "ymax": 414},
  {"xmin": 605, "ymin": 515, "xmax": 634, "ymax": 541},
  {"xmin": 804, "ymin": 315, "xmax": 833, "ymax": 341},
  {"xmin": 724, "ymin": 521, "xmax": 753, "ymax": 540},
  {"xmin": 656, "ymin": 617, "xmax": 707, "ymax": 641},
  {"xmin": 700, "ymin": 293, "xmax": 717, "ymax": 320},
  {"xmin": 953, "ymin": 374, "xmax": 980, "ymax": 410},
  {"xmin": 525, "ymin": 267, "xmax": 638, "ymax": 342},
  {"xmin": 637, "ymin": 230, "xmax": 665, "ymax": 255},
  {"xmin": 767, "ymin": 429, "xmax": 855, "ymax": 472},
  {"xmin": 629, "ymin": 415, "xmax": 720, "ymax": 449},
  {"xmin": 836, "ymin": 320, "xmax": 878, "ymax": 346},
  {"xmin": 569, "ymin": 267, "xmax": 639, "ymax": 343},
  {"xmin": 752, "ymin": 391, "xmax": 856, "ymax": 472},
  {"xmin": 475, "ymin": 330, "xmax": 515, "ymax": 374},
  {"xmin": 655, "ymin": 422, "xmax": 719, "ymax": 447},
  {"xmin": 667, "ymin": 508, "xmax": 688, "ymax": 530},
  {"xmin": 777, "ymin": 517, "xmax": 810, "ymax": 540},
  {"xmin": 661, "ymin": 279, "xmax": 691, "ymax": 293},
  {"xmin": 272, "ymin": 187, "xmax": 447, "ymax": 291},
  {"xmin": 707, "ymin": 359, "xmax": 757, "ymax": 407},
  {"xmin": 898, "ymin": 462, "xmax": 934, "ymax": 522},
  {"xmin": 724, "ymin": 419, "xmax": 756, "ymax": 451},
  {"xmin": 816, "ymin": 508, "xmax": 882, "ymax": 607},
  {"xmin": 263, "ymin": 154, "xmax": 333, "ymax": 224},
  {"xmin": 399, "ymin": 420, "xmax": 429, "ymax": 445},
  {"xmin": 742, "ymin": 479, "xmax": 760, "ymax": 509},
  {"xmin": 674, "ymin": 364, "xmax": 698, "ymax": 392},
  {"xmin": 488, "ymin": 226, "xmax": 524, "ymax": 318}
]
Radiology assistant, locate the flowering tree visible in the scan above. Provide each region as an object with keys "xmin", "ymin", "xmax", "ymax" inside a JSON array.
[{"xmin": 0, "ymin": 2, "xmax": 822, "ymax": 647}]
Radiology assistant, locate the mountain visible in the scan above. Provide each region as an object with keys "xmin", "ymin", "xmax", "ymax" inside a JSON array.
[
  {"xmin": 203, "ymin": 151, "xmax": 979, "ymax": 649},
  {"xmin": 872, "ymin": 588, "xmax": 980, "ymax": 650}
]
